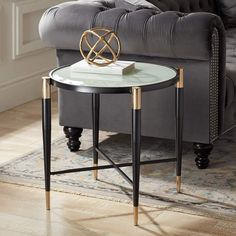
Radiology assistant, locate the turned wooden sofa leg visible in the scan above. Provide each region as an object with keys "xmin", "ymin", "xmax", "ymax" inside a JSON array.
[
  {"xmin": 63, "ymin": 127, "xmax": 83, "ymax": 152},
  {"xmin": 193, "ymin": 143, "xmax": 213, "ymax": 169}
]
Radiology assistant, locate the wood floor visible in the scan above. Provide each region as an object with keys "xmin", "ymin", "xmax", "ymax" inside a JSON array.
[{"xmin": 0, "ymin": 95, "xmax": 235, "ymax": 236}]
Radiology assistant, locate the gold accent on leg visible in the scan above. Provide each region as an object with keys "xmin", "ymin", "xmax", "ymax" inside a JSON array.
[
  {"xmin": 134, "ymin": 207, "xmax": 139, "ymax": 226},
  {"xmin": 132, "ymin": 87, "xmax": 141, "ymax": 110},
  {"xmin": 45, "ymin": 191, "xmax": 50, "ymax": 210},
  {"xmin": 176, "ymin": 176, "xmax": 181, "ymax": 193},
  {"xmin": 93, "ymin": 164, "xmax": 98, "ymax": 180},
  {"xmin": 176, "ymin": 68, "xmax": 184, "ymax": 88},
  {"xmin": 42, "ymin": 76, "xmax": 51, "ymax": 99}
]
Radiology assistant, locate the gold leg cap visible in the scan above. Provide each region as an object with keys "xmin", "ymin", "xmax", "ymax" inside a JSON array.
[
  {"xmin": 93, "ymin": 164, "xmax": 98, "ymax": 180},
  {"xmin": 134, "ymin": 207, "xmax": 138, "ymax": 226},
  {"xmin": 46, "ymin": 191, "xmax": 50, "ymax": 210},
  {"xmin": 176, "ymin": 176, "xmax": 181, "ymax": 193}
]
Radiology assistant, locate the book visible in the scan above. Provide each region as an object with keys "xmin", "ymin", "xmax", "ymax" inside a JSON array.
[{"xmin": 70, "ymin": 59, "xmax": 135, "ymax": 75}]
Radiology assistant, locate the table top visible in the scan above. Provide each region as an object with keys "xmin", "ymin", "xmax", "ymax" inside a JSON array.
[{"xmin": 50, "ymin": 62, "xmax": 178, "ymax": 94}]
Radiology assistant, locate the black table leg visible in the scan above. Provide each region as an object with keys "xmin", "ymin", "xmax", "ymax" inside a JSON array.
[
  {"xmin": 42, "ymin": 76, "xmax": 51, "ymax": 210},
  {"xmin": 175, "ymin": 69, "xmax": 184, "ymax": 193},
  {"xmin": 92, "ymin": 93, "xmax": 100, "ymax": 180},
  {"xmin": 131, "ymin": 87, "xmax": 141, "ymax": 226}
]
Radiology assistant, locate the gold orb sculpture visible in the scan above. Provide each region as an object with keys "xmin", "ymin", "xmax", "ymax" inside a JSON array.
[{"xmin": 79, "ymin": 28, "xmax": 121, "ymax": 67}]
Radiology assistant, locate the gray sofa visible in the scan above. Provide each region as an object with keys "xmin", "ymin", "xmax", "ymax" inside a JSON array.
[{"xmin": 39, "ymin": 0, "xmax": 236, "ymax": 169}]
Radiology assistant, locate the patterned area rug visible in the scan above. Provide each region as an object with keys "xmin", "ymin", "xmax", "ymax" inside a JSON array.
[{"xmin": 0, "ymin": 128, "xmax": 236, "ymax": 221}]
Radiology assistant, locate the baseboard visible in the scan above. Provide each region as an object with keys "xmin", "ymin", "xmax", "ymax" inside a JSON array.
[{"xmin": 0, "ymin": 68, "xmax": 53, "ymax": 112}]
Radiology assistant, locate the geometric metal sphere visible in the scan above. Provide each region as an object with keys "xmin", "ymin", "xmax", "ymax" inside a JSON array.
[{"xmin": 79, "ymin": 28, "xmax": 121, "ymax": 67}]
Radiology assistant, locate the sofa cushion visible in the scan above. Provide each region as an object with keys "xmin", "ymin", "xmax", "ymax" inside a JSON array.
[
  {"xmin": 217, "ymin": 0, "xmax": 236, "ymax": 28},
  {"xmin": 225, "ymin": 28, "xmax": 236, "ymax": 107},
  {"xmin": 74, "ymin": 0, "xmax": 115, "ymax": 8},
  {"xmin": 146, "ymin": 0, "xmax": 216, "ymax": 13},
  {"xmin": 115, "ymin": 0, "xmax": 159, "ymax": 10}
]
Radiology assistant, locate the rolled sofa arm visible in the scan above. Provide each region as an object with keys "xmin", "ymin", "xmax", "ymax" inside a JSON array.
[{"xmin": 39, "ymin": 1, "xmax": 225, "ymax": 61}]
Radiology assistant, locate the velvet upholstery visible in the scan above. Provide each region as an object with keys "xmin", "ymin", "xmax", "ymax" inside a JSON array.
[
  {"xmin": 147, "ymin": 0, "xmax": 216, "ymax": 13},
  {"xmin": 217, "ymin": 0, "xmax": 236, "ymax": 28}
]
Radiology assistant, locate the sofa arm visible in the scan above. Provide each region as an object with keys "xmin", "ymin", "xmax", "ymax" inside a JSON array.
[{"xmin": 39, "ymin": 1, "xmax": 225, "ymax": 61}]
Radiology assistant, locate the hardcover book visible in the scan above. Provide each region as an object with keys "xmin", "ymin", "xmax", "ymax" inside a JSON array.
[{"xmin": 70, "ymin": 59, "xmax": 135, "ymax": 75}]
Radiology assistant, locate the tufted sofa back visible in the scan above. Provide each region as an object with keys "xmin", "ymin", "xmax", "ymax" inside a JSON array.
[{"xmin": 147, "ymin": 0, "xmax": 217, "ymax": 13}]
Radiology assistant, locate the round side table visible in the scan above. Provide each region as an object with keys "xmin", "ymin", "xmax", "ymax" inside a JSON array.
[{"xmin": 42, "ymin": 62, "xmax": 184, "ymax": 226}]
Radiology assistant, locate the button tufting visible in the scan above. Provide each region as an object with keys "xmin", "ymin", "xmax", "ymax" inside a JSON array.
[{"xmin": 147, "ymin": 0, "xmax": 216, "ymax": 13}]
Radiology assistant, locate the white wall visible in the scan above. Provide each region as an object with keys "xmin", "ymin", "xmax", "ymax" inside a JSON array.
[{"xmin": 0, "ymin": 0, "xmax": 69, "ymax": 112}]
